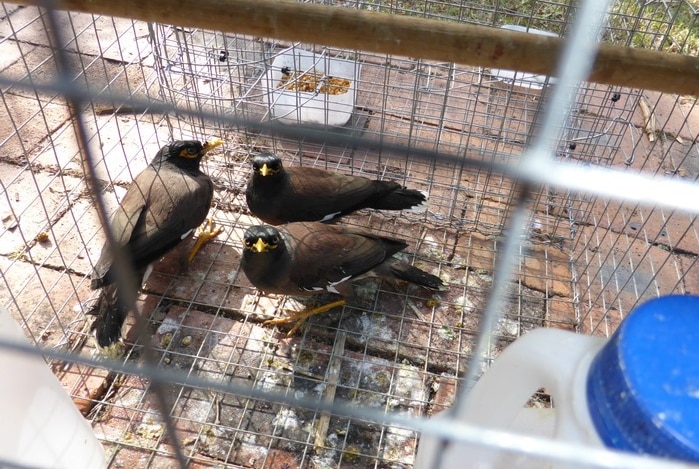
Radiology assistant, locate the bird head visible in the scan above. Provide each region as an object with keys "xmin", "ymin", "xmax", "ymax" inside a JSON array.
[
  {"xmin": 158, "ymin": 139, "xmax": 224, "ymax": 168},
  {"xmin": 251, "ymin": 153, "xmax": 283, "ymax": 178},
  {"xmin": 243, "ymin": 225, "xmax": 282, "ymax": 253}
]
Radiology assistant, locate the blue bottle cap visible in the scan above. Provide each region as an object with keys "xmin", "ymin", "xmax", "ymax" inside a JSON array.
[{"xmin": 587, "ymin": 295, "xmax": 699, "ymax": 462}]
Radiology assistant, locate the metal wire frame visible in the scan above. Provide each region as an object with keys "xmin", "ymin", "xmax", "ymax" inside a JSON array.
[{"xmin": 0, "ymin": 0, "xmax": 698, "ymax": 468}]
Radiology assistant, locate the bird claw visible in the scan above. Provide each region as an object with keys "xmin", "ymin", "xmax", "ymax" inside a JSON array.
[
  {"xmin": 263, "ymin": 299, "xmax": 346, "ymax": 336},
  {"xmin": 264, "ymin": 315, "xmax": 307, "ymax": 336},
  {"xmin": 95, "ymin": 339, "xmax": 126, "ymax": 359},
  {"xmin": 188, "ymin": 217, "xmax": 223, "ymax": 263}
]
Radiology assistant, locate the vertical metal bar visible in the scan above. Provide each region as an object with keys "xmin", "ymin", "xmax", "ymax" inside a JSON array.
[
  {"xmin": 37, "ymin": 2, "xmax": 189, "ymax": 468},
  {"xmin": 429, "ymin": 1, "xmax": 615, "ymax": 468}
]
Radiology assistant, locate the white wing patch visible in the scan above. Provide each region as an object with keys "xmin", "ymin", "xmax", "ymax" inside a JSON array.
[
  {"xmin": 301, "ymin": 274, "xmax": 352, "ymax": 294},
  {"xmin": 319, "ymin": 211, "xmax": 342, "ymax": 222},
  {"xmin": 142, "ymin": 263, "xmax": 154, "ymax": 284},
  {"xmin": 406, "ymin": 190, "xmax": 429, "ymax": 214},
  {"xmin": 326, "ymin": 275, "xmax": 352, "ymax": 294},
  {"xmin": 180, "ymin": 228, "xmax": 195, "ymax": 240}
]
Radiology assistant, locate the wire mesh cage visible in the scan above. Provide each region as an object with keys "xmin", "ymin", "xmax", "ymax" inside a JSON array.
[{"xmin": 1, "ymin": 0, "xmax": 698, "ymax": 468}]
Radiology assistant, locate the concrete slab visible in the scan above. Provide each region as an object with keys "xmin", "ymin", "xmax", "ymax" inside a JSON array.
[
  {"xmin": 680, "ymin": 255, "xmax": 699, "ymax": 294},
  {"xmin": 0, "ymin": 159, "xmax": 23, "ymax": 187},
  {"xmin": 0, "ymin": 168, "xmax": 83, "ymax": 256},
  {"xmin": 0, "ymin": 92, "xmax": 70, "ymax": 160},
  {"xmin": 0, "ymin": 3, "xmax": 22, "ymax": 20},
  {"xmin": 10, "ymin": 47, "xmax": 150, "ymax": 98},
  {"xmin": 637, "ymin": 91, "xmax": 699, "ymax": 143},
  {"xmin": 0, "ymin": 255, "xmax": 92, "ymax": 349},
  {"xmin": 573, "ymin": 225, "xmax": 685, "ymax": 316},
  {"xmin": 29, "ymin": 191, "xmax": 126, "ymax": 276},
  {"xmin": 583, "ymin": 198, "xmax": 699, "ymax": 256},
  {"xmin": 32, "ymin": 112, "xmax": 167, "ymax": 184},
  {"xmin": 0, "ymin": 37, "xmax": 35, "ymax": 73},
  {"xmin": 0, "ymin": 7, "xmax": 151, "ymax": 64}
]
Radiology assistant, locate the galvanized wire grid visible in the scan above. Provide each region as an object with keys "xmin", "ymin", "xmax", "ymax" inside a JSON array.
[{"xmin": 0, "ymin": 0, "xmax": 698, "ymax": 468}]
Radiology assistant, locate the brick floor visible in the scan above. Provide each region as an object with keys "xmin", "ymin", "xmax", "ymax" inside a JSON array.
[{"xmin": 2, "ymin": 5, "xmax": 699, "ymax": 469}]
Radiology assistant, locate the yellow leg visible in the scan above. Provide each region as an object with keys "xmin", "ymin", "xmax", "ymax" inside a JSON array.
[
  {"xmin": 264, "ymin": 299, "xmax": 346, "ymax": 335},
  {"xmin": 188, "ymin": 217, "xmax": 223, "ymax": 263}
]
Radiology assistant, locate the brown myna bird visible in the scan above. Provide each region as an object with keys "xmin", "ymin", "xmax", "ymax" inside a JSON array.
[
  {"xmin": 245, "ymin": 153, "xmax": 427, "ymax": 225},
  {"xmin": 241, "ymin": 222, "xmax": 445, "ymax": 334},
  {"xmin": 90, "ymin": 139, "xmax": 223, "ymax": 354}
]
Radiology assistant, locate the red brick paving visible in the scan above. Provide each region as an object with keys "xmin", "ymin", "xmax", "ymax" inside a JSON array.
[{"xmin": 1, "ymin": 6, "xmax": 698, "ymax": 468}]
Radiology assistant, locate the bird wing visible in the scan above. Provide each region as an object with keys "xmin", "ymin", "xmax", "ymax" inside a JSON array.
[
  {"xmin": 126, "ymin": 168, "xmax": 213, "ymax": 269},
  {"xmin": 284, "ymin": 223, "xmax": 395, "ymax": 291},
  {"xmin": 91, "ymin": 168, "xmax": 152, "ymax": 284},
  {"xmin": 287, "ymin": 168, "xmax": 398, "ymax": 220},
  {"xmin": 92, "ymin": 165, "xmax": 213, "ymax": 286}
]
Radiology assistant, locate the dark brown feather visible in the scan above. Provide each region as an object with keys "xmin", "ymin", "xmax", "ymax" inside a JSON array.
[
  {"xmin": 241, "ymin": 222, "xmax": 443, "ymax": 300},
  {"xmin": 246, "ymin": 154, "xmax": 426, "ymax": 225},
  {"xmin": 90, "ymin": 140, "xmax": 217, "ymax": 348}
]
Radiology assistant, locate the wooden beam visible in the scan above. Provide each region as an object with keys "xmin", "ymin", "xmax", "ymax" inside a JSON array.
[{"xmin": 18, "ymin": 0, "xmax": 699, "ymax": 95}]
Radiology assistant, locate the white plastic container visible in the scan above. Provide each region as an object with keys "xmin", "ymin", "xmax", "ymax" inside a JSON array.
[
  {"xmin": 415, "ymin": 295, "xmax": 699, "ymax": 468},
  {"xmin": 491, "ymin": 25, "xmax": 559, "ymax": 89},
  {"xmin": 0, "ymin": 307, "xmax": 105, "ymax": 469},
  {"xmin": 264, "ymin": 48, "xmax": 359, "ymax": 126}
]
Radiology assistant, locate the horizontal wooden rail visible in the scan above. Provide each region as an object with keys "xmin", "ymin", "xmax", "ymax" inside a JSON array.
[{"xmin": 16, "ymin": 0, "xmax": 699, "ymax": 95}]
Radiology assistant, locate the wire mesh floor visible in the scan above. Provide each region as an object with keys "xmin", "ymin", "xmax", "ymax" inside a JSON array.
[{"xmin": 1, "ymin": 1, "xmax": 699, "ymax": 468}]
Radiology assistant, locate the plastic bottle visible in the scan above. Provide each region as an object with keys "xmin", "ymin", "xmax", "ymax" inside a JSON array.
[
  {"xmin": 414, "ymin": 295, "xmax": 699, "ymax": 468},
  {"xmin": 0, "ymin": 306, "xmax": 105, "ymax": 469}
]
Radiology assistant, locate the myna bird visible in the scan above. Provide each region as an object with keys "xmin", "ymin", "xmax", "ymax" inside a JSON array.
[
  {"xmin": 245, "ymin": 153, "xmax": 427, "ymax": 225},
  {"xmin": 90, "ymin": 139, "xmax": 224, "ymax": 354},
  {"xmin": 241, "ymin": 222, "xmax": 445, "ymax": 334}
]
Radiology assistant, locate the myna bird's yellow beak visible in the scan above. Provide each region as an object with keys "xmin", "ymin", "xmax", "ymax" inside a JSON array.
[
  {"xmin": 202, "ymin": 138, "xmax": 224, "ymax": 154},
  {"xmin": 252, "ymin": 238, "xmax": 268, "ymax": 253},
  {"xmin": 260, "ymin": 163, "xmax": 270, "ymax": 177}
]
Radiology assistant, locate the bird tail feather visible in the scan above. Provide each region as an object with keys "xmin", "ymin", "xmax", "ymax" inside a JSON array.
[
  {"xmin": 371, "ymin": 186, "xmax": 427, "ymax": 212},
  {"xmin": 90, "ymin": 284, "xmax": 129, "ymax": 349},
  {"xmin": 384, "ymin": 258, "xmax": 445, "ymax": 290}
]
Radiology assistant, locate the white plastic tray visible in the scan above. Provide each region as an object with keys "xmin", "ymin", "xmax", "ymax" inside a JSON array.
[{"xmin": 264, "ymin": 48, "xmax": 359, "ymax": 126}]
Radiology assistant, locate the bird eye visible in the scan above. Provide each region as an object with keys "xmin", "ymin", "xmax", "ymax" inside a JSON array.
[
  {"xmin": 186, "ymin": 147, "xmax": 198, "ymax": 155},
  {"xmin": 244, "ymin": 239, "xmax": 252, "ymax": 247},
  {"xmin": 271, "ymin": 235, "xmax": 280, "ymax": 244},
  {"xmin": 271, "ymin": 162, "xmax": 281, "ymax": 171}
]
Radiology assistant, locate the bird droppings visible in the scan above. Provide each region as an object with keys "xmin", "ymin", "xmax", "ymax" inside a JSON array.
[
  {"xmin": 438, "ymin": 325, "xmax": 456, "ymax": 341},
  {"xmin": 454, "ymin": 294, "xmax": 476, "ymax": 315},
  {"xmin": 341, "ymin": 445, "xmax": 363, "ymax": 462},
  {"xmin": 497, "ymin": 317, "xmax": 521, "ymax": 337},
  {"xmin": 35, "ymin": 231, "xmax": 50, "ymax": 243},
  {"xmin": 256, "ymin": 370, "xmax": 284, "ymax": 392},
  {"xmin": 352, "ymin": 280, "xmax": 380, "ymax": 301},
  {"xmin": 356, "ymin": 312, "xmax": 395, "ymax": 343},
  {"xmin": 425, "ymin": 297, "xmax": 441, "ymax": 308},
  {"xmin": 134, "ymin": 420, "xmax": 164, "ymax": 442},
  {"xmin": 159, "ymin": 332, "xmax": 173, "ymax": 349},
  {"xmin": 156, "ymin": 317, "xmax": 180, "ymax": 335},
  {"xmin": 273, "ymin": 407, "xmax": 301, "ymax": 431}
]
